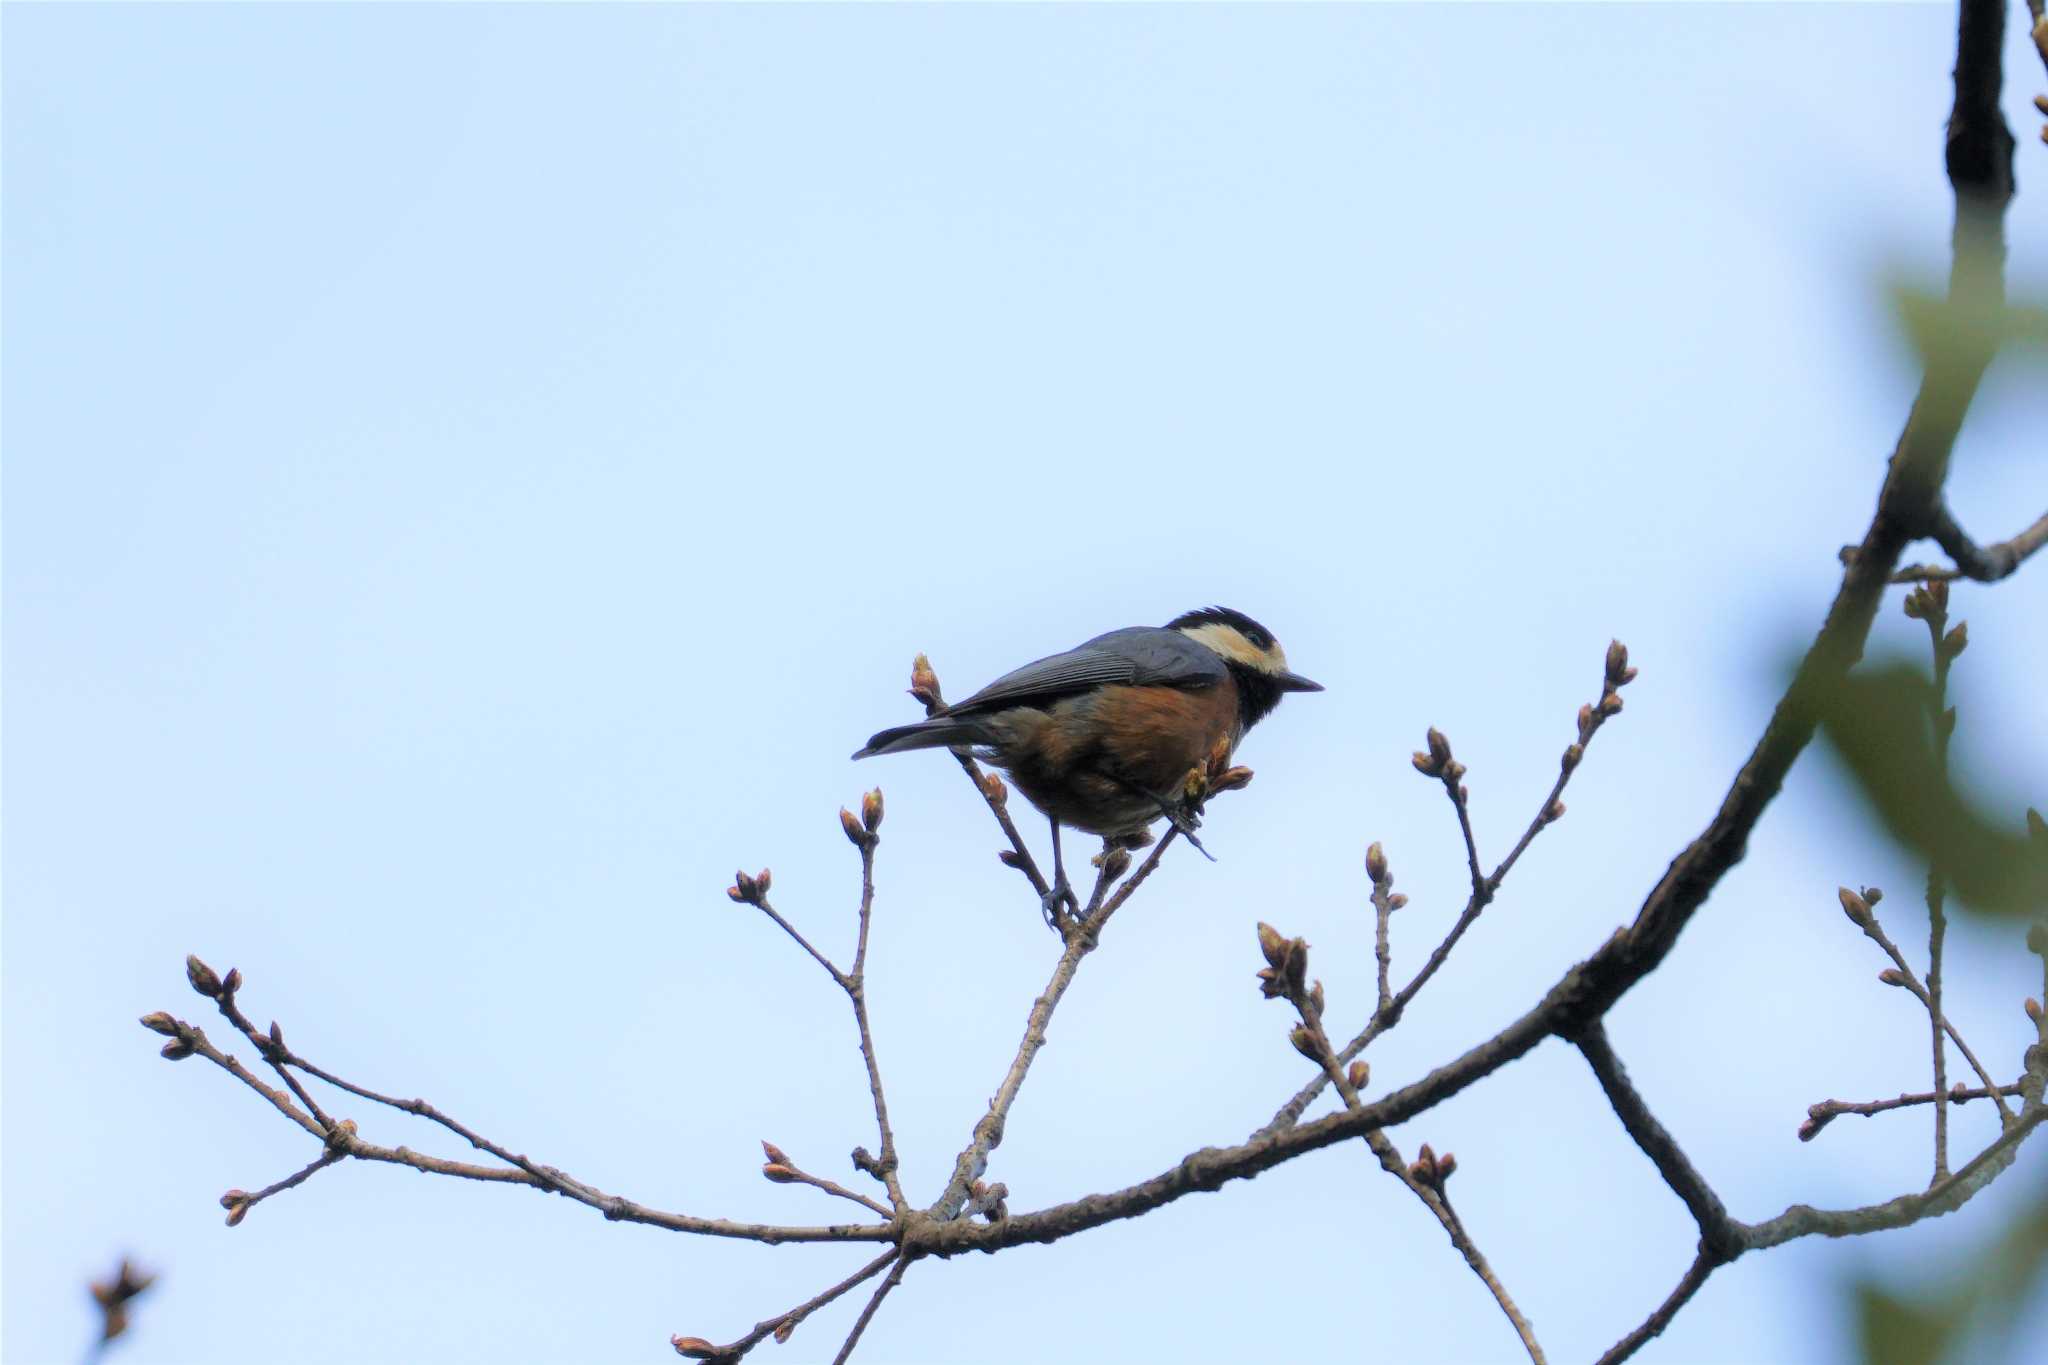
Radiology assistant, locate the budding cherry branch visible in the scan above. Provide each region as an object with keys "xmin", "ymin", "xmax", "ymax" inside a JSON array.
[{"xmin": 142, "ymin": 4, "xmax": 2048, "ymax": 1361}]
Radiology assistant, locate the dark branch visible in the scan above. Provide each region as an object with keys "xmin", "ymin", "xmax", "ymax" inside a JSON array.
[
  {"xmin": 1593, "ymin": 1250, "xmax": 1717, "ymax": 1365},
  {"xmin": 1572, "ymin": 1022, "xmax": 1741, "ymax": 1260}
]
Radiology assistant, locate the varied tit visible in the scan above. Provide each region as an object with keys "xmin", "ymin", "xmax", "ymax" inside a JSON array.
[{"xmin": 853, "ymin": 606, "xmax": 1322, "ymax": 912}]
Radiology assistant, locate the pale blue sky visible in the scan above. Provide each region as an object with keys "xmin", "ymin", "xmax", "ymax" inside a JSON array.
[{"xmin": 6, "ymin": 5, "xmax": 2048, "ymax": 1363}]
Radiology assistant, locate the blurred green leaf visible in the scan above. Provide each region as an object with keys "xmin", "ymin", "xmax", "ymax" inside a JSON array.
[
  {"xmin": 1857, "ymin": 1281, "xmax": 1961, "ymax": 1365},
  {"xmin": 1814, "ymin": 661, "xmax": 2047, "ymax": 918},
  {"xmin": 1855, "ymin": 1187, "xmax": 2048, "ymax": 1365}
]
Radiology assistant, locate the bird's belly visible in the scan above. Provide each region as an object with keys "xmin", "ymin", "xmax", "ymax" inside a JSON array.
[{"xmin": 983, "ymin": 684, "xmax": 1240, "ymax": 836}]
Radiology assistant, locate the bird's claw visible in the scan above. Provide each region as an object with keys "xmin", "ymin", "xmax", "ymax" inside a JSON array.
[{"xmin": 1041, "ymin": 878, "xmax": 1080, "ymax": 931}]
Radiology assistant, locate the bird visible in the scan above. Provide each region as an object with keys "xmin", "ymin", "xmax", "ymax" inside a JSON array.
[{"xmin": 853, "ymin": 606, "xmax": 1322, "ymax": 916}]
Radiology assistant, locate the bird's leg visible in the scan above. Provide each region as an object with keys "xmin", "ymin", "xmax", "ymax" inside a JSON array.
[
  {"xmin": 1043, "ymin": 816, "xmax": 1080, "ymax": 926},
  {"xmin": 1107, "ymin": 774, "xmax": 1217, "ymax": 863}
]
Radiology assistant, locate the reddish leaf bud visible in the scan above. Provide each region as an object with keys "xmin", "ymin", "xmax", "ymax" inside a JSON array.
[
  {"xmin": 1100, "ymin": 847, "xmax": 1132, "ymax": 882},
  {"xmin": 1435, "ymin": 1151, "xmax": 1458, "ymax": 1181},
  {"xmin": 1308, "ymin": 980, "xmax": 1326, "ymax": 1017},
  {"xmin": 840, "ymin": 807, "xmax": 866, "ymax": 846},
  {"xmin": 761, "ymin": 1141, "xmax": 791, "ymax": 1166},
  {"xmin": 1943, "ymin": 621, "xmax": 1968, "ymax": 657},
  {"xmin": 1426, "ymin": 727, "xmax": 1452, "ymax": 765},
  {"xmin": 160, "ymin": 1040, "xmax": 194, "ymax": 1061},
  {"xmin": 672, "ymin": 1337, "xmax": 719, "ymax": 1360},
  {"xmin": 997, "ymin": 849, "xmax": 1024, "ymax": 868},
  {"xmin": 1388, "ymin": 893, "xmax": 1409, "ymax": 911},
  {"xmin": 1604, "ymin": 639, "xmax": 1629, "ymax": 687},
  {"xmin": 185, "ymin": 955, "xmax": 223, "ymax": 999},
  {"xmin": 1256, "ymin": 922, "xmax": 1288, "ymax": 968},
  {"xmin": 1288, "ymin": 1025, "xmax": 1320, "ymax": 1061},
  {"xmin": 1576, "ymin": 703, "xmax": 1596, "ymax": 740},
  {"xmin": 1365, "ymin": 841, "xmax": 1388, "ymax": 883},
  {"xmin": 1599, "ymin": 691, "xmax": 1623, "ymax": 717},
  {"xmin": 139, "ymin": 1012, "xmax": 179, "ymax": 1037},
  {"xmin": 1838, "ymin": 887, "xmax": 1872, "ymax": 928},
  {"xmin": 755, "ymin": 868, "xmax": 771, "ymax": 894},
  {"xmin": 2026, "ymin": 998, "xmax": 2043, "ymax": 1025},
  {"xmin": 1543, "ymin": 800, "xmax": 1566, "ymax": 825},
  {"xmin": 220, "ymin": 1189, "xmax": 248, "ymax": 1209},
  {"xmin": 1411, "ymin": 751, "xmax": 1441, "ymax": 777},
  {"xmin": 1443, "ymin": 760, "xmax": 1467, "ymax": 784},
  {"xmin": 761, "ymin": 1163, "xmax": 800, "ymax": 1184},
  {"xmin": 1864, "ymin": 886, "xmax": 1885, "ymax": 905},
  {"xmin": 1561, "ymin": 743, "xmax": 1582, "ymax": 772},
  {"xmin": 774, "ymin": 1321, "xmax": 796, "ymax": 1344},
  {"xmin": 221, "ymin": 967, "xmax": 243, "ymax": 997},
  {"xmin": 861, "ymin": 788, "xmax": 884, "ymax": 834},
  {"xmin": 981, "ymin": 772, "xmax": 1008, "ymax": 806},
  {"xmin": 1347, "ymin": 1060, "xmax": 1370, "ymax": 1091},
  {"xmin": 1211, "ymin": 765, "xmax": 1254, "ymax": 793},
  {"xmin": 224, "ymin": 1201, "xmax": 249, "ymax": 1228},
  {"xmin": 908, "ymin": 653, "xmax": 943, "ymax": 713},
  {"xmin": 1878, "ymin": 968, "xmax": 1909, "ymax": 988}
]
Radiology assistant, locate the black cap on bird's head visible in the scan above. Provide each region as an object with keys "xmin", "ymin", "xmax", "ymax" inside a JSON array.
[{"xmin": 1168, "ymin": 605, "xmax": 1322, "ymax": 728}]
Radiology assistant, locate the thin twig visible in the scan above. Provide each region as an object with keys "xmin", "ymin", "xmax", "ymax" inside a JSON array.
[
  {"xmin": 845, "ymin": 834, "xmax": 908, "ymax": 1213},
  {"xmin": 160, "ymin": 1012, "xmax": 890, "ymax": 1244},
  {"xmin": 750, "ymin": 895, "xmax": 846, "ymax": 986},
  {"xmin": 1280, "ymin": 968, "xmax": 1545, "ymax": 1364},
  {"xmin": 1265, "ymin": 666, "xmax": 1622, "ymax": 1135},
  {"xmin": 674, "ymin": 1248, "xmax": 901, "ymax": 1363},
  {"xmin": 1846, "ymin": 905, "xmax": 2015, "ymax": 1121},
  {"xmin": 1799, "ymin": 1083, "xmax": 2023, "ymax": 1140},
  {"xmin": 211, "ymin": 984, "xmax": 336, "ymax": 1133},
  {"xmin": 774, "ymin": 1163, "xmax": 895, "ymax": 1220},
  {"xmin": 223, "ymin": 1149, "xmax": 344, "ymax": 1223},
  {"xmin": 1922, "ymin": 594, "xmax": 1958, "ymax": 1180},
  {"xmin": 1593, "ymin": 1250, "xmax": 1717, "ymax": 1365},
  {"xmin": 1368, "ymin": 845, "xmax": 1397, "ymax": 1016},
  {"xmin": 830, "ymin": 1255, "xmax": 910, "ymax": 1365},
  {"xmin": 927, "ymin": 829, "xmax": 1181, "ymax": 1220},
  {"xmin": 951, "ymin": 751, "xmax": 1063, "ymax": 907}
]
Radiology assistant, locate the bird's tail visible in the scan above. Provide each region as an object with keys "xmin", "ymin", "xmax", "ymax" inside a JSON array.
[{"xmin": 852, "ymin": 716, "xmax": 994, "ymax": 760}]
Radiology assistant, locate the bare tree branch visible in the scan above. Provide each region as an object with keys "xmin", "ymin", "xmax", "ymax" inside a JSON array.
[
  {"xmin": 1799, "ymin": 1083, "xmax": 2024, "ymax": 1141},
  {"xmin": 671, "ymin": 1249, "xmax": 901, "ymax": 1363},
  {"xmin": 1594, "ymin": 1250, "xmax": 1717, "ymax": 1365},
  {"xmin": 1571, "ymin": 1023, "xmax": 1741, "ymax": 1259},
  {"xmin": 1267, "ymin": 932, "xmax": 1547, "ymax": 1364},
  {"xmin": 145, "ymin": 8, "xmax": 2042, "ymax": 1362},
  {"xmin": 830, "ymin": 1255, "xmax": 911, "ymax": 1365},
  {"xmin": 1265, "ymin": 650, "xmax": 1630, "ymax": 1135},
  {"xmin": 1840, "ymin": 885, "xmax": 2016, "ymax": 1122},
  {"xmin": 928, "ymin": 828, "xmax": 1182, "ymax": 1220}
]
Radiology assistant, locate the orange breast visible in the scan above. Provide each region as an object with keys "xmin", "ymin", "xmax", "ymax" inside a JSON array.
[{"xmin": 1091, "ymin": 681, "xmax": 1240, "ymax": 796}]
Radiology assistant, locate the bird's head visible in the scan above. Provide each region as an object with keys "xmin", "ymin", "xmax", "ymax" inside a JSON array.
[{"xmin": 1168, "ymin": 606, "xmax": 1322, "ymax": 728}]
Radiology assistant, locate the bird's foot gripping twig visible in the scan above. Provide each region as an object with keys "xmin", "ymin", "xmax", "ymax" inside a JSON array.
[{"xmin": 1040, "ymin": 879, "xmax": 1079, "ymax": 929}]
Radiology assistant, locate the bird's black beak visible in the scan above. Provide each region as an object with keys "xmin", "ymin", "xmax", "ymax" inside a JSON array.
[{"xmin": 1277, "ymin": 671, "xmax": 1324, "ymax": 693}]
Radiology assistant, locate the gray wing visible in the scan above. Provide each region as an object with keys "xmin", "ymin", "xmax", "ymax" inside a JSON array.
[{"xmin": 943, "ymin": 627, "xmax": 1226, "ymax": 716}]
